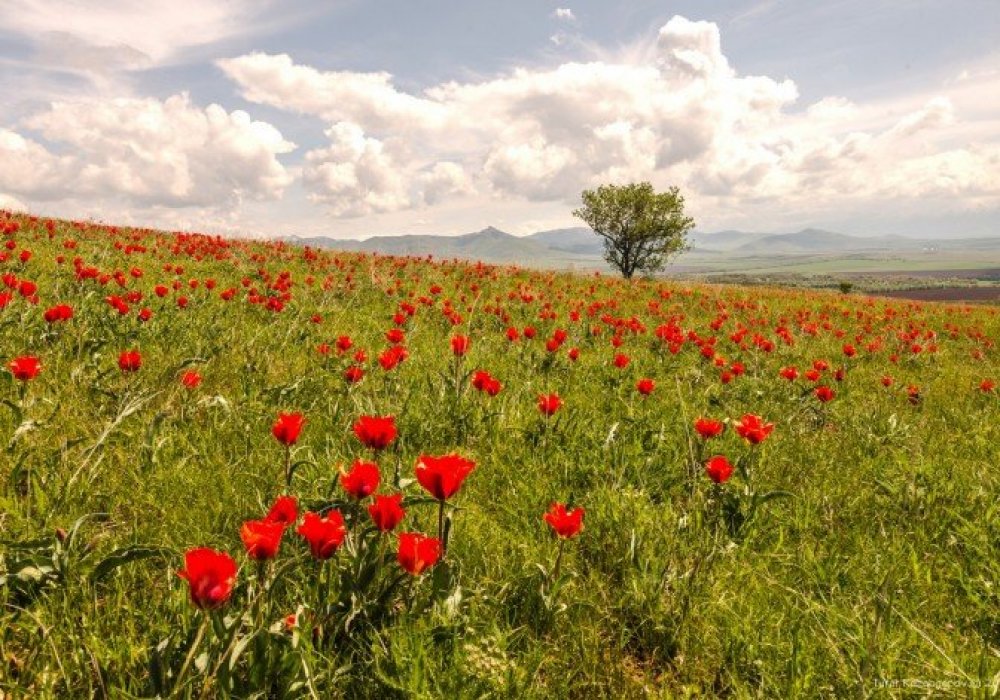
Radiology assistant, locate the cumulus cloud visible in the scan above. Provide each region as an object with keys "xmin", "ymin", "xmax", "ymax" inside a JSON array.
[
  {"xmin": 553, "ymin": 8, "xmax": 575, "ymax": 21},
  {"xmin": 0, "ymin": 193, "xmax": 29, "ymax": 212},
  {"xmin": 219, "ymin": 14, "xmax": 1000, "ymax": 225},
  {"xmin": 0, "ymin": 0, "xmax": 284, "ymax": 67},
  {"xmin": 0, "ymin": 93, "xmax": 294, "ymax": 208},
  {"xmin": 302, "ymin": 122, "xmax": 410, "ymax": 217}
]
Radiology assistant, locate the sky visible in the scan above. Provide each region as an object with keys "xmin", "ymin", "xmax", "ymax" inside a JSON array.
[{"xmin": 0, "ymin": 0, "xmax": 998, "ymax": 240}]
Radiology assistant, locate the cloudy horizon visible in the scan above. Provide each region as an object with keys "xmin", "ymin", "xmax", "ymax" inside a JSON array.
[{"xmin": 1, "ymin": 1, "xmax": 998, "ymax": 240}]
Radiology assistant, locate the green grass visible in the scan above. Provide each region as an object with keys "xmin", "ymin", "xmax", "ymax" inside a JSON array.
[{"xmin": 1, "ymin": 212, "xmax": 998, "ymax": 698}]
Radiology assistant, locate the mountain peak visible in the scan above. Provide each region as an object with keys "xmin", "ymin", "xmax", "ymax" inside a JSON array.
[{"xmin": 476, "ymin": 226, "xmax": 510, "ymax": 237}]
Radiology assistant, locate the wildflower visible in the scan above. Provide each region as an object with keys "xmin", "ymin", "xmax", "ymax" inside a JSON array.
[
  {"xmin": 353, "ymin": 415, "xmax": 397, "ymax": 450},
  {"xmin": 341, "ymin": 459, "xmax": 380, "ymax": 499},
  {"xmin": 177, "ymin": 548, "xmax": 237, "ymax": 610},
  {"xmin": 368, "ymin": 493, "xmax": 406, "ymax": 532},
  {"xmin": 543, "ymin": 503, "xmax": 584, "ymax": 538},
  {"xmin": 397, "ymin": 532, "xmax": 441, "ymax": 575},
  {"xmin": 272, "ymin": 412, "xmax": 305, "ymax": 446},
  {"xmin": 297, "ymin": 511, "xmax": 346, "ymax": 560},
  {"xmin": 415, "ymin": 453, "xmax": 476, "ymax": 501}
]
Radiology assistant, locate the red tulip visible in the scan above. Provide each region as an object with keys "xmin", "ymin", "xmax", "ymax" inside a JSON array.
[
  {"xmin": 118, "ymin": 350, "xmax": 142, "ymax": 372},
  {"xmin": 368, "ymin": 493, "xmax": 406, "ymax": 532},
  {"xmin": 177, "ymin": 547, "xmax": 237, "ymax": 610},
  {"xmin": 537, "ymin": 393, "xmax": 562, "ymax": 417},
  {"xmin": 43, "ymin": 304, "xmax": 73, "ymax": 323},
  {"xmin": 297, "ymin": 511, "xmax": 346, "ymax": 559},
  {"xmin": 979, "ymin": 379, "xmax": 995, "ymax": 393},
  {"xmin": 694, "ymin": 417, "xmax": 724, "ymax": 439},
  {"xmin": 344, "ymin": 365, "xmax": 365, "ymax": 383},
  {"xmin": 397, "ymin": 532, "xmax": 441, "ymax": 575},
  {"xmin": 735, "ymin": 414, "xmax": 774, "ymax": 445},
  {"xmin": 705, "ymin": 455, "xmax": 734, "ymax": 484},
  {"xmin": 544, "ymin": 503, "xmax": 584, "ymax": 538},
  {"xmin": 180, "ymin": 371, "xmax": 201, "ymax": 389},
  {"xmin": 240, "ymin": 519, "xmax": 285, "ymax": 560},
  {"xmin": 272, "ymin": 412, "xmax": 305, "ymax": 446},
  {"xmin": 264, "ymin": 495, "xmax": 298, "ymax": 525},
  {"xmin": 415, "ymin": 453, "xmax": 476, "ymax": 500},
  {"xmin": 341, "ymin": 459, "xmax": 380, "ymax": 499},
  {"xmin": 613, "ymin": 353, "xmax": 630, "ymax": 368},
  {"xmin": 9, "ymin": 355, "xmax": 40, "ymax": 381},
  {"xmin": 472, "ymin": 370, "xmax": 502, "ymax": 396},
  {"xmin": 353, "ymin": 415, "xmax": 397, "ymax": 450},
  {"xmin": 451, "ymin": 334, "xmax": 470, "ymax": 356},
  {"xmin": 636, "ymin": 378, "xmax": 655, "ymax": 395},
  {"xmin": 779, "ymin": 366, "xmax": 799, "ymax": 381},
  {"xmin": 378, "ymin": 346, "xmax": 408, "ymax": 370},
  {"xmin": 815, "ymin": 386, "xmax": 835, "ymax": 402}
]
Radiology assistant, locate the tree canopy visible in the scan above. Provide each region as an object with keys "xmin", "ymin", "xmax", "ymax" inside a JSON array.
[{"xmin": 573, "ymin": 182, "xmax": 694, "ymax": 279}]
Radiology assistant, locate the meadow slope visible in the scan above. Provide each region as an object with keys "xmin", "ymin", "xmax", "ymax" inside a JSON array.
[{"xmin": 0, "ymin": 211, "xmax": 998, "ymax": 698}]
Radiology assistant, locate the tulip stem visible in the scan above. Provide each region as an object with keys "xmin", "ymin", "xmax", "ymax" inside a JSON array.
[
  {"xmin": 283, "ymin": 446, "xmax": 291, "ymax": 490},
  {"xmin": 551, "ymin": 538, "xmax": 566, "ymax": 584},
  {"xmin": 173, "ymin": 613, "xmax": 209, "ymax": 696},
  {"xmin": 437, "ymin": 499, "xmax": 446, "ymax": 554}
]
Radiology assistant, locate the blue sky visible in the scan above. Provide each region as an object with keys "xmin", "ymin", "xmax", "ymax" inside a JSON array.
[{"xmin": 1, "ymin": 1, "xmax": 998, "ymax": 239}]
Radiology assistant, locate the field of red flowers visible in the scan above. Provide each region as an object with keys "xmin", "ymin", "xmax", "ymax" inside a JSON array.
[{"xmin": 1, "ymin": 209, "xmax": 997, "ymax": 697}]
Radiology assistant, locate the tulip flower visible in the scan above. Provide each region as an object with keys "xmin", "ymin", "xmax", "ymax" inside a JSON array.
[
  {"xmin": 297, "ymin": 511, "xmax": 346, "ymax": 560},
  {"xmin": 735, "ymin": 414, "xmax": 774, "ymax": 445},
  {"xmin": 705, "ymin": 455, "xmax": 734, "ymax": 484},
  {"xmin": 341, "ymin": 459, "xmax": 380, "ymax": 499},
  {"xmin": 415, "ymin": 453, "xmax": 476, "ymax": 501},
  {"xmin": 815, "ymin": 385, "xmax": 835, "ymax": 402},
  {"xmin": 416, "ymin": 453, "xmax": 476, "ymax": 548},
  {"xmin": 544, "ymin": 503, "xmax": 584, "ymax": 539},
  {"xmin": 694, "ymin": 418, "xmax": 724, "ymax": 439},
  {"xmin": 397, "ymin": 532, "xmax": 441, "ymax": 575},
  {"xmin": 451, "ymin": 334, "xmax": 470, "ymax": 356},
  {"xmin": 353, "ymin": 415, "xmax": 397, "ymax": 450},
  {"xmin": 264, "ymin": 495, "xmax": 298, "ymax": 526},
  {"xmin": 368, "ymin": 493, "xmax": 406, "ymax": 532},
  {"xmin": 537, "ymin": 393, "xmax": 562, "ymax": 417},
  {"xmin": 9, "ymin": 355, "xmax": 41, "ymax": 381},
  {"xmin": 272, "ymin": 412, "xmax": 305, "ymax": 446},
  {"xmin": 240, "ymin": 519, "xmax": 285, "ymax": 561},
  {"xmin": 118, "ymin": 349, "xmax": 142, "ymax": 372},
  {"xmin": 177, "ymin": 547, "xmax": 237, "ymax": 610}
]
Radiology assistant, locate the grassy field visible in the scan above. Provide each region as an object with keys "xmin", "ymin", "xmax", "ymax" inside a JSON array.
[{"xmin": 1, "ymin": 211, "xmax": 998, "ymax": 698}]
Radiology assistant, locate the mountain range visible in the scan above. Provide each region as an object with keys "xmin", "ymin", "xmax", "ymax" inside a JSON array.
[{"xmin": 290, "ymin": 226, "xmax": 1000, "ymax": 269}]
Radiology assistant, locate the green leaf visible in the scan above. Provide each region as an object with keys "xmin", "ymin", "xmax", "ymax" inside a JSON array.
[{"xmin": 90, "ymin": 545, "xmax": 175, "ymax": 583}]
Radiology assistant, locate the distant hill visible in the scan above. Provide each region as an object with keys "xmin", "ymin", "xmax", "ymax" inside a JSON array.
[
  {"xmin": 295, "ymin": 226, "xmax": 598, "ymax": 267},
  {"xmin": 526, "ymin": 227, "xmax": 603, "ymax": 255},
  {"xmin": 289, "ymin": 226, "xmax": 1000, "ymax": 268}
]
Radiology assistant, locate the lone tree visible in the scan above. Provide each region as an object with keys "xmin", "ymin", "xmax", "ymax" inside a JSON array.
[{"xmin": 573, "ymin": 182, "xmax": 694, "ymax": 279}]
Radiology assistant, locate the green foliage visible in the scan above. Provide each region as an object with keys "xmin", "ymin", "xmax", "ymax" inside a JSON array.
[
  {"xmin": 573, "ymin": 181, "xmax": 694, "ymax": 278},
  {"xmin": 0, "ymin": 211, "xmax": 998, "ymax": 697}
]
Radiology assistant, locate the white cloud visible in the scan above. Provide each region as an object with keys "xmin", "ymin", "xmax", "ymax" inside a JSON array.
[
  {"xmin": 1, "ymin": 93, "xmax": 294, "ymax": 208},
  {"xmin": 0, "ymin": 0, "xmax": 282, "ymax": 66},
  {"xmin": 0, "ymin": 193, "xmax": 28, "ymax": 212},
  {"xmin": 219, "ymin": 15, "xmax": 1000, "ymax": 227},
  {"xmin": 553, "ymin": 8, "xmax": 575, "ymax": 21},
  {"xmin": 302, "ymin": 122, "xmax": 410, "ymax": 217}
]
